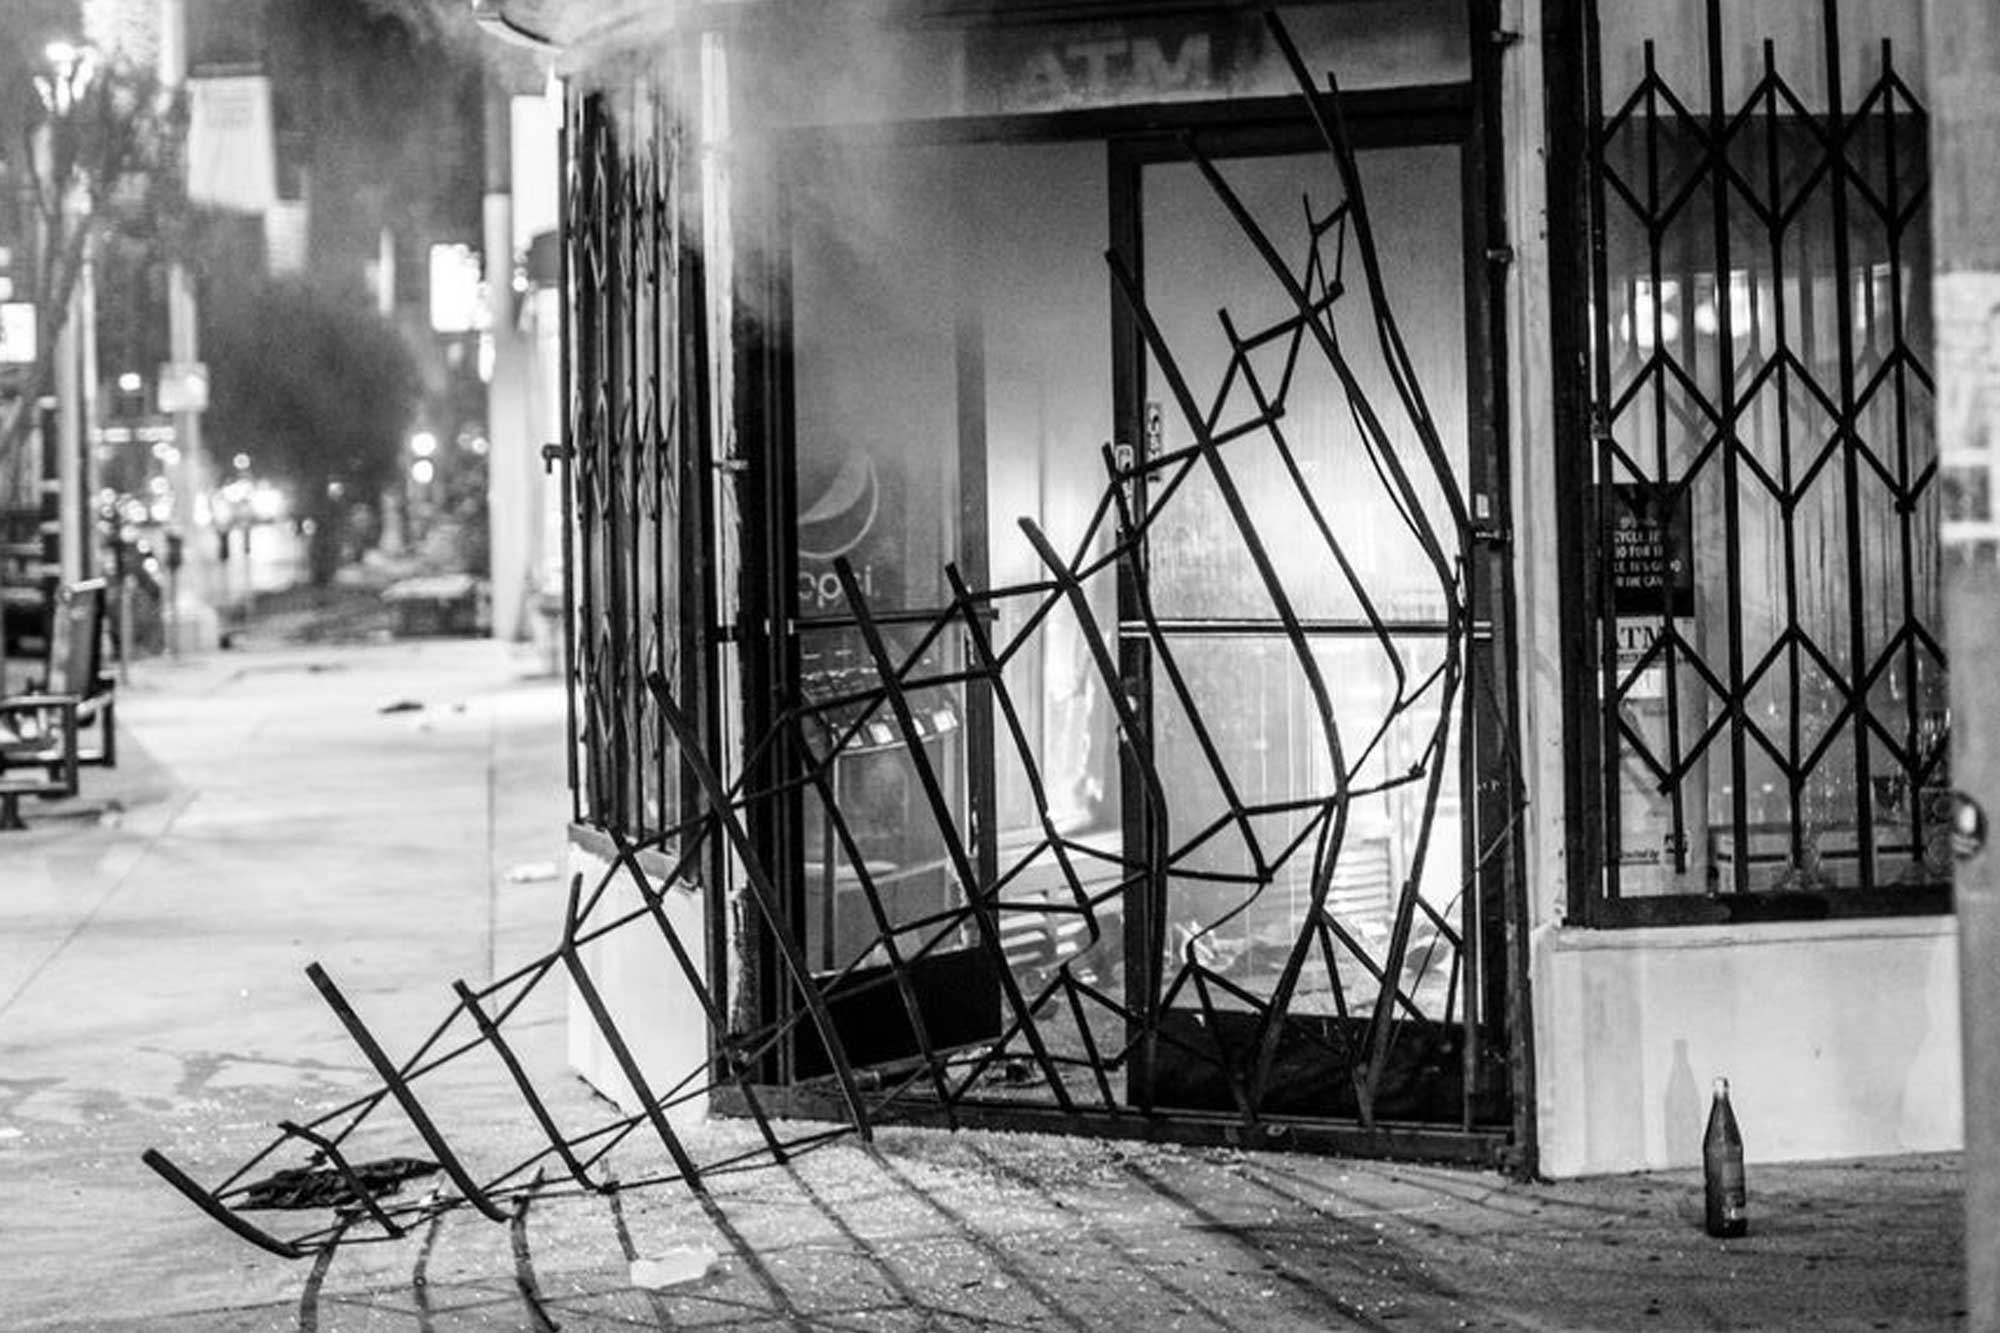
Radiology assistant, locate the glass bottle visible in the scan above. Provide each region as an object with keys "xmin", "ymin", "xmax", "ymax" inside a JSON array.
[{"xmin": 1703, "ymin": 1076, "xmax": 1747, "ymax": 1237}]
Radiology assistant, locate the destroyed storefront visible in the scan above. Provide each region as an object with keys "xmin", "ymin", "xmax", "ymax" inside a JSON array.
[
  {"xmin": 555, "ymin": 0, "xmax": 1526, "ymax": 1168},
  {"xmin": 128, "ymin": 0, "xmax": 1961, "ymax": 1258},
  {"xmin": 547, "ymin": 0, "xmax": 1956, "ymax": 1178}
]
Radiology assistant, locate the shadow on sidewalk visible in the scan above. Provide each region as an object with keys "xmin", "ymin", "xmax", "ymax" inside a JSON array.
[
  {"xmin": 115, "ymin": 1129, "xmax": 1963, "ymax": 1333},
  {"xmin": 0, "ymin": 725, "xmax": 180, "ymax": 835}
]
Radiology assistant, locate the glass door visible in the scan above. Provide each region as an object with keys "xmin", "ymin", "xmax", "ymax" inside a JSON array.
[
  {"xmin": 782, "ymin": 137, "xmax": 1122, "ymax": 1081},
  {"xmin": 1118, "ymin": 133, "xmax": 1499, "ymax": 1122},
  {"xmin": 767, "ymin": 122, "xmax": 1507, "ymax": 1129}
]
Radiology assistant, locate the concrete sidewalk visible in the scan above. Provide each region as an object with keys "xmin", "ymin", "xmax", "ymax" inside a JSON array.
[{"xmin": 0, "ymin": 639, "xmax": 1970, "ymax": 1331}]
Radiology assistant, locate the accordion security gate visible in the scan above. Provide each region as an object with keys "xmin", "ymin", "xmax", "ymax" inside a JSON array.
[
  {"xmin": 1578, "ymin": 0, "xmax": 1946, "ymax": 915},
  {"xmin": 140, "ymin": 17, "xmax": 1527, "ymax": 1256}
]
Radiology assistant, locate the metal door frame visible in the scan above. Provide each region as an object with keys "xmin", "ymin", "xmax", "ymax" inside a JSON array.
[
  {"xmin": 725, "ymin": 53, "xmax": 1532, "ymax": 1166},
  {"xmin": 1105, "ymin": 109, "xmax": 1521, "ymax": 1131}
]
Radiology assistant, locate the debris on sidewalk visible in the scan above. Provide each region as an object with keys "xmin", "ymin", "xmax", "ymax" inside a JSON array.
[
  {"xmin": 628, "ymin": 1247, "xmax": 718, "ymax": 1290},
  {"xmin": 377, "ymin": 699, "xmax": 424, "ymax": 715},
  {"xmin": 504, "ymin": 860, "xmax": 559, "ymax": 884},
  {"xmin": 239, "ymin": 1157, "xmax": 441, "ymax": 1210}
]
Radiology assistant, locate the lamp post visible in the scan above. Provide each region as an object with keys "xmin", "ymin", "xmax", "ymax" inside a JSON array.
[{"xmin": 407, "ymin": 428, "xmax": 438, "ymax": 552}]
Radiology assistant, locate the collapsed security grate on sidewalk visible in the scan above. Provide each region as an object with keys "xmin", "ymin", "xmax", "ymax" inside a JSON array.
[{"xmin": 142, "ymin": 16, "xmax": 1525, "ymax": 1256}]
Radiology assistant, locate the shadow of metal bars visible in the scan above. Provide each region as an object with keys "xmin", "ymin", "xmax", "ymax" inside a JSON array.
[
  {"xmin": 1587, "ymin": 0, "xmax": 1943, "ymax": 901},
  {"xmin": 143, "ymin": 12, "xmax": 1517, "ymax": 1256}
]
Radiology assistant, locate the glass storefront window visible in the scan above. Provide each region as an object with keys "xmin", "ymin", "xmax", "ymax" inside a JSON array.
[
  {"xmin": 1582, "ymin": 0, "xmax": 1943, "ymax": 909},
  {"xmin": 1153, "ymin": 634, "xmax": 1463, "ymax": 1016},
  {"xmin": 788, "ymin": 138, "xmax": 1120, "ymax": 974},
  {"xmin": 1142, "ymin": 146, "xmax": 1467, "ymax": 625},
  {"xmin": 1135, "ymin": 141, "xmax": 1470, "ymax": 1012}
]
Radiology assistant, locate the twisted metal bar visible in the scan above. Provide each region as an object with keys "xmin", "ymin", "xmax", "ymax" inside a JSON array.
[{"xmin": 141, "ymin": 13, "xmax": 1515, "ymax": 1254}]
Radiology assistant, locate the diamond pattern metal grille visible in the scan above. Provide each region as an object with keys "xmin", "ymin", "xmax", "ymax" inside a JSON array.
[
  {"xmin": 1585, "ymin": 0, "xmax": 1943, "ymax": 902},
  {"xmin": 566, "ymin": 82, "xmax": 683, "ymax": 839}
]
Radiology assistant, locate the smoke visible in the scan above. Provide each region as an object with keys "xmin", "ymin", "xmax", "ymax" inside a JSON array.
[{"xmin": 81, "ymin": 0, "xmax": 160, "ymax": 69}]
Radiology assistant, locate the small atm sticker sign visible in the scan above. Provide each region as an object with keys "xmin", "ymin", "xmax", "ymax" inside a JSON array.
[{"xmin": 1609, "ymin": 482, "xmax": 1694, "ymax": 617}]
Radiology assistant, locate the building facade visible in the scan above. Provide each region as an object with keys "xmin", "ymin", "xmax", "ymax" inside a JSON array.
[{"xmin": 503, "ymin": 0, "xmax": 1959, "ymax": 1178}]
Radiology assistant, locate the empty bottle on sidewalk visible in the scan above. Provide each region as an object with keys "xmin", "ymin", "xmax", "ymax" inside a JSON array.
[{"xmin": 1704, "ymin": 1076, "xmax": 1747, "ymax": 1237}]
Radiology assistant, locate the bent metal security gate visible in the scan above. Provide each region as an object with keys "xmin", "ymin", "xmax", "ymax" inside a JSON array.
[{"xmin": 141, "ymin": 17, "xmax": 1526, "ymax": 1256}]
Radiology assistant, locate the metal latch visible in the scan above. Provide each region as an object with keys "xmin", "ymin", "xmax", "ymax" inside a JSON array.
[{"xmin": 1469, "ymin": 492, "xmax": 1510, "ymax": 549}]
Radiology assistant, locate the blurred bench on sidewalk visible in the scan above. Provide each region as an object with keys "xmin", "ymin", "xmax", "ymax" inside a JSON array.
[
  {"xmin": 382, "ymin": 574, "xmax": 489, "ymax": 638},
  {"xmin": 1, "ymin": 579, "xmax": 115, "ymax": 830}
]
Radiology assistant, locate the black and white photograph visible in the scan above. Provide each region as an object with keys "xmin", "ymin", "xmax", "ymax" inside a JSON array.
[{"xmin": 0, "ymin": 1, "xmax": 1992, "ymax": 1328}]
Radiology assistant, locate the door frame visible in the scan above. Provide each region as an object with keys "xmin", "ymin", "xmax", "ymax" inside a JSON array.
[
  {"xmin": 726, "ymin": 79, "xmax": 1530, "ymax": 1156},
  {"xmin": 1108, "ymin": 113, "xmax": 1515, "ymax": 1123}
]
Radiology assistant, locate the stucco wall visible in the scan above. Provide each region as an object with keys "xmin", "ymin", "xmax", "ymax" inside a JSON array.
[
  {"xmin": 563, "ymin": 839, "xmax": 710, "ymax": 1129},
  {"xmin": 1533, "ymin": 917, "xmax": 1963, "ymax": 1177}
]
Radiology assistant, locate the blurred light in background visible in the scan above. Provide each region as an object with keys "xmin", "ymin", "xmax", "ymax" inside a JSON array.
[
  {"xmin": 428, "ymin": 243, "xmax": 484, "ymax": 334},
  {"xmin": 0, "ymin": 302, "xmax": 39, "ymax": 364},
  {"xmin": 250, "ymin": 482, "xmax": 285, "ymax": 522}
]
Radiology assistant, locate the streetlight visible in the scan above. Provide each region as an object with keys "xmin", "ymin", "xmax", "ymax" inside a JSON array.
[
  {"xmin": 35, "ymin": 41, "xmax": 99, "ymax": 115},
  {"xmin": 402, "ymin": 430, "xmax": 439, "ymax": 552}
]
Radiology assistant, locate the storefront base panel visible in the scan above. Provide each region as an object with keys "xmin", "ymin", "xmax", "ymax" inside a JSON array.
[
  {"xmin": 563, "ymin": 836, "xmax": 710, "ymax": 1129},
  {"xmin": 1533, "ymin": 916, "xmax": 1962, "ymax": 1178}
]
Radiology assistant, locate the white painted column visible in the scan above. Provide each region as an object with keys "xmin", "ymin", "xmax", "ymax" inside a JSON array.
[
  {"xmin": 159, "ymin": 0, "xmax": 216, "ymax": 651},
  {"xmin": 1928, "ymin": 0, "xmax": 2000, "ymax": 1323}
]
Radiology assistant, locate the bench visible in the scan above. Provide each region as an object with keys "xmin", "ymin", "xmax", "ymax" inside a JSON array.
[
  {"xmin": 383, "ymin": 573, "xmax": 486, "ymax": 638},
  {"xmin": 0, "ymin": 579, "xmax": 115, "ymax": 830}
]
